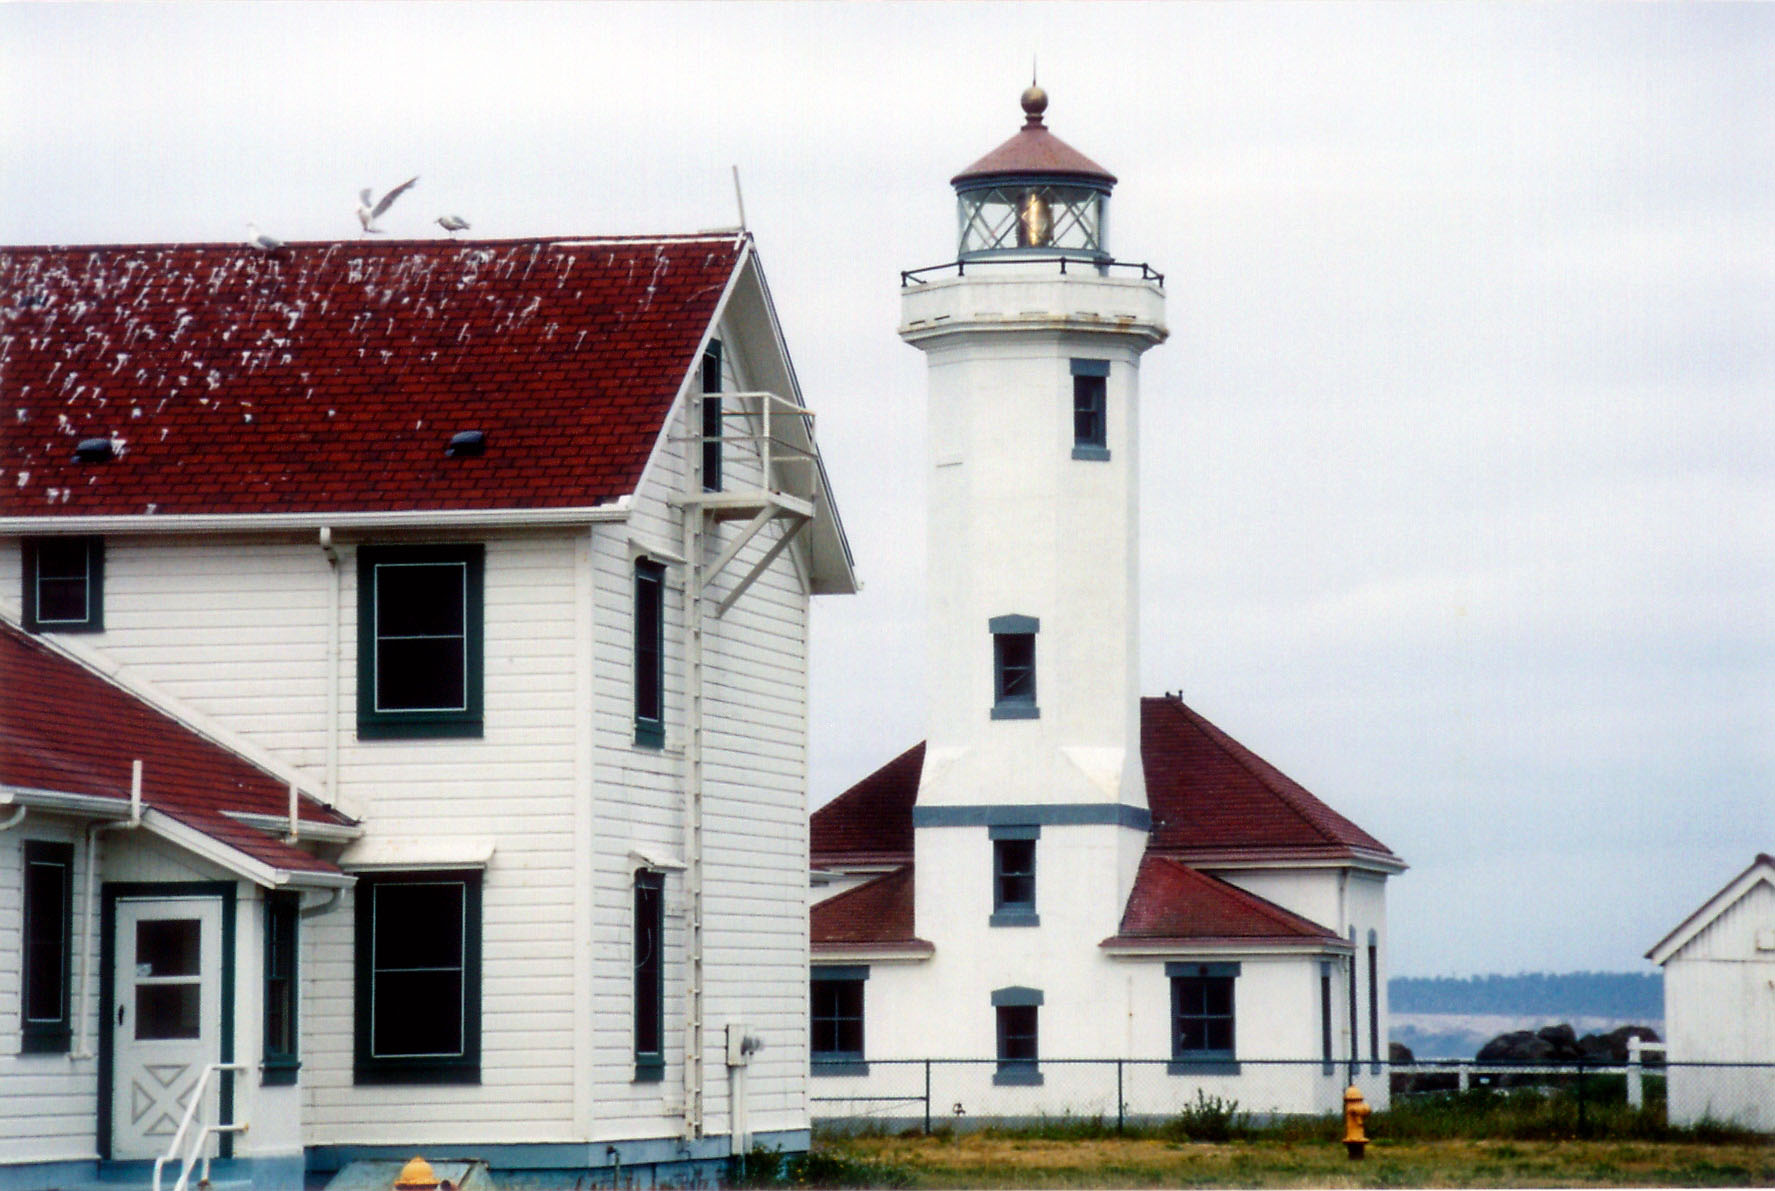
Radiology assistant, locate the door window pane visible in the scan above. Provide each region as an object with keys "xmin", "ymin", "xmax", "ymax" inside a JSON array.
[
  {"xmin": 136, "ymin": 919, "xmax": 201, "ymax": 977},
  {"xmin": 136, "ymin": 984, "xmax": 201, "ymax": 1040}
]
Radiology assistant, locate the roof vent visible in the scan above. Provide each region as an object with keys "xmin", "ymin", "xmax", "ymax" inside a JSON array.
[
  {"xmin": 73, "ymin": 437, "xmax": 114, "ymax": 464},
  {"xmin": 445, "ymin": 430, "xmax": 486, "ymax": 458}
]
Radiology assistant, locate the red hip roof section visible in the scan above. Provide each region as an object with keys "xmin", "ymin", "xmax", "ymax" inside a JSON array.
[
  {"xmin": 0, "ymin": 235, "xmax": 743, "ymax": 518},
  {"xmin": 1, "ymin": 620, "xmax": 350, "ymax": 875},
  {"xmin": 1103, "ymin": 854, "xmax": 1343, "ymax": 947},
  {"xmin": 811, "ymin": 864, "xmax": 929, "ymax": 951}
]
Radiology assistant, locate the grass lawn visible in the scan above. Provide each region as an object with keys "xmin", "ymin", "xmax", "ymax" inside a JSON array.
[{"xmin": 800, "ymin": 1133, "xmax": 1775, "ymax": 1188}]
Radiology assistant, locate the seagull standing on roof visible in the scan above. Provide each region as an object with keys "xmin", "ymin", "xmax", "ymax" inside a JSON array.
[
  {"xmin": 436, "ymin": 215, "xmax": 471, "ymax": 235},
  {"xmin": 357, "ymin": 176, "xmax": 419, "ymax": 233},
  {"xmin": 246, "ymin": 223, "xmax": 284, "ymax": 251}
]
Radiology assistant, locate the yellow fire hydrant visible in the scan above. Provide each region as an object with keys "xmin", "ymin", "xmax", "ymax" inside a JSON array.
[
  {"xmin": 1342, "ymin": 1085, "xmax": 1372, "ymax": 1160},
  {"xmin": 393, "ymin": 1156, "xmax": 440, "ymax": 1190}
]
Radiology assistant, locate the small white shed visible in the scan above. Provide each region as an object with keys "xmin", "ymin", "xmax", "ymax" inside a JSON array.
[{"xmin": 1646, "ymin": 853, "xmax": 1775, "ymax": 1131}]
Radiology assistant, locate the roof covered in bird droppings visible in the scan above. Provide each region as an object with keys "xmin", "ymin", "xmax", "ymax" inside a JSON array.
[{"xmin": 0, "ymin": 234, "xmax": 744, "ymax": 519}]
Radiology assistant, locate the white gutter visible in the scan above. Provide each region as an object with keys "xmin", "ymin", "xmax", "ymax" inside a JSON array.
[{"xmin": 0, "ymin": 502, "xmax": 631, "ymax": 537}]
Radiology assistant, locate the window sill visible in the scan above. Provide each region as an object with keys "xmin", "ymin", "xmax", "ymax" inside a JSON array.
[
  {"xmin": 358, "ymin": 717, "xmax": 483, "ymax": 741},
  {"xmin": 991, "ymin": 703, "xmax": 1039, "ymax": 721},
  {"xmin": 19, "ymin": 1029, "xmax": 72, "ymax": 1056},
  {"xmin": 634, "ymin": 1058, "xmax": 666, "ymax": 1083},
  {"xmin": 261, "ymin": 1060, "xmax": 300, "ymax": 1088},
  {"xmin": 1168, "ymin": 1058, "xmax": 1240, "ymax": 1076},
  {"xmin": 353, "ymin": 1063, "xmax": 481, "ymax": 1086},
  {"xmin": 990, "ymin": 910, "xmax": 1040, "ymax": 927},
  {"xmin": 1071, "ymin": 445, "xmax": 1111, "ymax": 461},
  {"xmin": 634, "ymin": 722, "xmax": 665, "ymax": 750},
  {"xmin": 993, "ymin": 1066, "xmax": 1044, "ymax": 1087},
  {"xmin": 811, "ymin": 1059, "xmax": 870, "ymax": 1077}
]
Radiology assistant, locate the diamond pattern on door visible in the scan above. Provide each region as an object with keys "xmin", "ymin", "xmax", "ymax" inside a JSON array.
[{"xmin": 130, "ymin": 1061, "xmax": 196, "ymax": 1137}]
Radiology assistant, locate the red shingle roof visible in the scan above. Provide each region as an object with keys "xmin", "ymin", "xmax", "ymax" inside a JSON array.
[
  {"xmin": 810, "ymin": 741, "xmax": 922, "ymax": 867},
  {"xmin": 1103, "ymin": 854, "xmax": 1344, "ymax": 949},
  {"xmin": 1, "ymin": 619, "xmax": 351, "ymax": 876},
  {"xmin": 0, "ymin": 235, "xmax": 743, "ymax": 518},
  {"xmin": 810, "ymin": 864, "xmax": 930, "ymax": 954},
  {"xmin": 811, "ymin": 698, "xmax": 1397, "ymax": 868},
  {"xmin": 1141, "ymin": 696, "xmax": 1396, "ymax": 864}
]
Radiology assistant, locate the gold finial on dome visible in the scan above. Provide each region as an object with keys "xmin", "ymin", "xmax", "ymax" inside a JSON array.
[{"xmin": 1021, "ymin": 83, "xmax": 1048, "ymax": 126}]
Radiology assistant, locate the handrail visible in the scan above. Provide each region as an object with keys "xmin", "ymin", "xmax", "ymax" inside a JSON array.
[
  {"xmin": 152, "ymin": 1062, "xmax": 249, "ymax": 1191},
  {"xmin": 901, "ymin": 256, "xmax": 1164, "ymax": 287}
]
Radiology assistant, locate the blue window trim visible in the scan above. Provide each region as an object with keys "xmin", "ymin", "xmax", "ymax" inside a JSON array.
[
  {"xmin": 1168, "ymin": 963, "xmax": 1237, "ymax": 1073},
  {"xmin": 993, "ymin": 991, "xmax": 1042, "ymax": 1085},
  {"xmin": 356, "ymin": 544, "xmax": 484, "ymax": 740},
  {"xmin": 353, "ymin": 870, "xmax": 482, "ymax": 1085},
  {"xmin": 22, "ymin": 537, "xmax": 104, "ymax": 634},
  {"xmin": 991, "ymin": 836, "xmax": 1038, "ymax": 926},
  {"xmin": 634, "ymin": 870, "xmax": 666, "ymax": 1082},
  {"xmin": 1071, "ymin": 359, "xmax": 1109, "ymax": 460},
  {"xmin": 20, "ymin": 840, "xmax": 74, "ymax": 1054},
  {"xmin": 810, "ymin": 966, "xmax": 867, "ymax": 1072},
  {"xmin": 262, "ymin": 892, "xmax": 300, "ymax": 1086},
  {"xmin": 701, "ymin": 340, "xmax": 723, "ymax": 494},
  {"xmin": 633, "ymin": 560, "xmax": 666, "ymax": 749},
  {"xmin": 990, "ymin": 615, "xmax": 1039, "ymax": 720}
]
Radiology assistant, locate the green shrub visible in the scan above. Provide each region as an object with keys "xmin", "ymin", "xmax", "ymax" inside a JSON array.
[{"xmin": 1162, "ymin": 1089, "xmax": 1248, "ymax": 1142}]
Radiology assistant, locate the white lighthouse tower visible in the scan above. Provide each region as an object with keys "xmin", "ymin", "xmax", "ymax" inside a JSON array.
[{"xmin": 899, "ymin": 85, "xmax": 1169, "ymax": 1059}]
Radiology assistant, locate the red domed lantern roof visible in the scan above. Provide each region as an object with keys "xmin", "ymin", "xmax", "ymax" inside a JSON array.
[{"xmin": 951, "ymin": 85, "xmax": 1117, "ymax": 189}]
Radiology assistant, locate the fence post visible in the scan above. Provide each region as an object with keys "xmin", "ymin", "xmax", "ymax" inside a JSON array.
[
  {"xmin": 1575, "ymin": 1056, "xmax": 1587, "ymax": 1137},
  {"xmin": 1116, "ymin": 1061, "xmax": 1125, "ymax": 1134},
  {"xmin": 1627, "ymin": 1037, "xmax": 1643, "ymax": 1109},
  {"xmin": 1458, "ymin": 1061, "xmax": 1469, "ymax": 1093},
  {"xmin": 923, "ymin": 1060, "xmax": 932, "ymax": 1135}
]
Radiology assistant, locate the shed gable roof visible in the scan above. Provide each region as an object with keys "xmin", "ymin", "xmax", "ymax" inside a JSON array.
[
  {"xmin": 1, "ymin": 618, "xmax": 351, "ymax": 880},
  {"xmin": 0, "ymin": 235, "xmax": 744, "ymax": 519},
  {"xmin": 1647, "ymin": 853, "xmax": 1775, "ymax": 965}
]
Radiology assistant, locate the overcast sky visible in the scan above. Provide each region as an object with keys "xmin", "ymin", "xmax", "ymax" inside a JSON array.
[{"xmin": 4, "ymin": 2, "xmax": 1770, "ymax": 980}]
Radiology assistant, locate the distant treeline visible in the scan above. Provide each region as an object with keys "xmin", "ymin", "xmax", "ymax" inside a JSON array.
[{"xmin": 1390, "ymin": 972, "xmax": 1662, "ymax": 1019}]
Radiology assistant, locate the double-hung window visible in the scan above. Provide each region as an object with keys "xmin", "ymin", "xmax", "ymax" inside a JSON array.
[
  {"xmin": 633, "ymin": 870, "xmax": 665, "ymax": 1081},
  {"xmin": 357, "ymin": 544, "xmax": 484, "ymax": 739},
  {"xmin": 990, "ymin": 614, "xmax": 1039, "ymax": 720},
  {"xmin": 22, "ymin": 537, "xmax": 103, "ymax": 633},
  {"xmin": 21, "ymin": 841, "xmax": 74, "ymax": 1054},
  {"xmin": 634, "ymin": 560, "xmax": 666, "ymax": 748},
  {"xmin": 1169, "ymin": 961, "xmax": 1238, "ymax": 1072},
  {"xmin": 353, "ymin": 871, "xmax": 481, "ymax": 1084},
  {"xmin": 1071, "ymin": 359, "xmax": 1110, "ymax": 460},
  {"xmin": 992, "ymin": 986, "xmax": 1043, "ymax": 1085},
  {"xmin": 263, "ymin": 893, "xmax": 299, "ymax": 1085},
  {"xmin": 990, "ymin": 825, "xmax": 1039, "ymax": 926},
  {"xmin": 810, "ymin": 965, "xmax": 868, "ymax": 1074},
  {"xmin": 701, "ymin": 340, "xmax": 723, "ymax": 493}
]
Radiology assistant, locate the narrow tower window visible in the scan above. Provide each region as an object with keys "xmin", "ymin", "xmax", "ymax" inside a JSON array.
[
  {"xmin": 634, "ymin": 560, "xmax": 665, "ymax": 748},
  {"xmin": 1071, "ymin": 359, "xmax": 1109, "ymax": 460},
  {"xmin": 989, "ymin": 614, "xmax": 1039, "ymax": 720},
  {"xmin": 634, "ymin": 870, "xmax": 665, "ymax": 1081},
  {"xmin": 991, "ymin": 986, "xmax": 1044, "ymax": 1085},
  {"xmin": 990, "ymin": 824, "xmax": 1039, "ymax": 926},
  {"xmin": 701, "ymin": 340, "xmax": 723, "ymax": 493}
]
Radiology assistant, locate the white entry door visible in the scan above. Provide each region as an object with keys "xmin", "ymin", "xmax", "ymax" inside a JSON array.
[{"xmin": 111, "ymin": 897, "xmax": 224, "ymax": 1161}]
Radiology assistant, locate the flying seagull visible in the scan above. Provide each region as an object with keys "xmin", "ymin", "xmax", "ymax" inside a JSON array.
[
  {"xmin": 357, "ymin": 176, "xmax": 418, "ymax": 233},
  {"xmin": 436, "ymin": 214, "xmax": 471, "ymax": 234},
  {"xmin": 246, "ymin": 223, "xmax": 284, "ymax": 251}
]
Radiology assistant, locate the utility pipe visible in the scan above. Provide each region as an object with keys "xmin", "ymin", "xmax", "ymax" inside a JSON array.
[
  {"xmin": 286, "ymin": 781, "xmax": 300, "ymax": 843},
  {"xmin": 0, "ymin": 806, "xmax": 26, "ymax": 832},
  {"xmin": 73, "ymin": 760, "xmax": 144, "ymax": 1059}
]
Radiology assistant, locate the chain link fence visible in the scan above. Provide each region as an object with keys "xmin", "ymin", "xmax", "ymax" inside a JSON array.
[{"xmin": 811, "ymin": 1055, "xmax": 1775, "ymax": 1137}]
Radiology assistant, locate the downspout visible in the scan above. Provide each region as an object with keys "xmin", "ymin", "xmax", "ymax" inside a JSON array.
[
  {"xmin": 73, "ymin": 760, "xmax": 144, "ymax": 1059},
  {"xmin": 0, "ymin": 807, "xmax": 26, "ymax": 831},
  {"xmin": 320, "ymin": 528, "xmax": 341, "ymax": 804}
]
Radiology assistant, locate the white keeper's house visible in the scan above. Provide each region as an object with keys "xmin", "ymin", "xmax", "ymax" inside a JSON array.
[
  {"xmin": 809, "ymin": 88, "xmax": 1404, "ymax": 1121},
  {"xmin": 0, "ymin": 231, "xmax": 855, "ymax": 1190}
]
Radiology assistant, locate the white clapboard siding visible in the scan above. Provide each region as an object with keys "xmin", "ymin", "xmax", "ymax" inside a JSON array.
[
  {"xmin": 303, "ymin": 533, "xmax": 583, "ymax": 1142},
  {"xmin": 0, "ymin": 818, "xmax": 100, "ymax": 1165},
  {"xmin": 587, "ymin": 333, "xmax": 814, "ymax": 1142}
]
